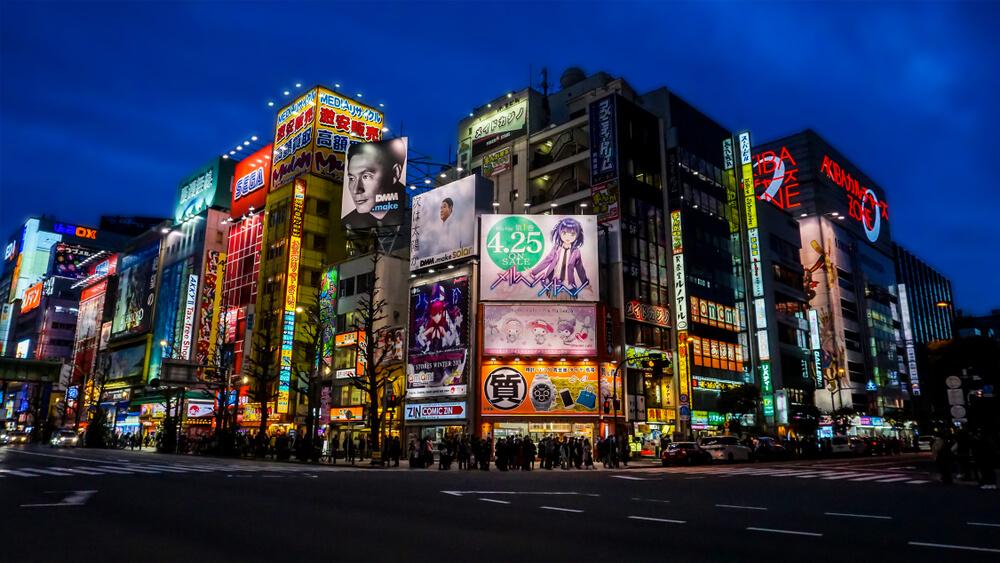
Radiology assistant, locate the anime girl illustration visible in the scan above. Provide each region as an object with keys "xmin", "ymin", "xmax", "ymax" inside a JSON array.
[
  {"xmin": 503, "ymin": 319, "xmax": 523, "ymax": 344},
  {"xmin": 530, "ymin": 217, "xmax": 591, "ymax": 296},
  {"xmin": 421, "ymin": 300, "xmax": 449, "ymax": 352},
  {"xmin": 528, "ymin": 320, "xmax": 554, "ymax": 344}
]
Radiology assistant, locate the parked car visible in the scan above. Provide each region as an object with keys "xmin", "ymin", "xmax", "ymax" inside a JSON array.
[
  {"xmin": 661, "ymin": 442, "xmax": 713, "ymax": 466},
  {"xmin": 753, "ymin": 437, "xmax": 789, "ymax": 461},
  {"xmin": 2, "ymin": 430, "xmax": 30, "ymax": 445},
  {"xmin": 829, "ymin": 436, "xmax": 866, "ymax": 456},
  {"xmin": 49, "ymin": 429, "xmax": 80, "ymax": 448},
  {"xmin": 697, "ymin": 436, "xmax": 752, "ymax": 462},
  {"xmin": 916, "ymin": 436, "xmax": 935, "ymax": 452}
]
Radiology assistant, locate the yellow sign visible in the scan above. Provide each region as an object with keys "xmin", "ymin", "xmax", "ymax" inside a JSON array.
[{"xmin": 677, "ymin": 331, "xmax": 690, "ymax": 403}]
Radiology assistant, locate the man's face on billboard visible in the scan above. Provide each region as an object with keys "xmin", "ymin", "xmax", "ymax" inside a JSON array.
[
  {"xmin": 440, "ymin": 201, "xmax": 452, "ymax": 222},
  {"xmin": 347, "ymin": 148, "xmax": 385, "ymax": 214}
]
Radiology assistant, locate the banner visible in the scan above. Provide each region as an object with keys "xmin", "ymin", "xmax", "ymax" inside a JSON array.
[
  {"xmin": 480, "ymin": 214, "xmax": 599, "ymax": 301},
  {"xmin": 482, "ymin": 146, "xmax": 511, "ymax": 178},
  {"xmin": 471, "ymin": 100, "xmax": 527, "ymax": 157},
  {"xmin": 480, "ymin": 364, "xmax": 612, "ymax": 416},
  {"xmin": 482, "ymin": 304, "xmax": 596, "ymax": 356},
  {"xmin": 406, "ymin": 273, "xmax": 470, "ymax": 398},
  {"xmin": 110, "ymin": 242, "xmax": 161, "ymax": 340}
]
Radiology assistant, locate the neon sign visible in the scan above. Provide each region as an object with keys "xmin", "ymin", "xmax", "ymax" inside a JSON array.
[
  {"xmin": 820, "ymin": 155, "xmax": 888, "ymax": 243},
  {"xmin": 53, "ymin": 222, "xmax": 98, "ymax": 239},
  {"xmin": 278, "ymin": 177, "xmax": 306, "ymax": 414},
  {"xmin": 754, "ymin": 146, "xmax": 801, "ymax": 210},
  {"xmin": 21, "ymin": 282, "xmax": 43, "ymax": 314}
]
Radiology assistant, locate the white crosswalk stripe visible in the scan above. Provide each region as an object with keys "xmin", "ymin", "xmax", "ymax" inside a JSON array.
[
  {"xmin": 648, "ymin": 464, "xmax": 932, "ymax": 485},
  {"xmin": 0, "ymin": 460, "xmax": 350, "ymax": 479}
]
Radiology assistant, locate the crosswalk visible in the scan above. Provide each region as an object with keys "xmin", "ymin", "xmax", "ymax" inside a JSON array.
[
  {"xmin": 650, "ymin": 464, "xmax": 933, "ymax": 485},
  {"xmin": 0, "ymin": 461, "xmax": 348, "ymax": 479}
]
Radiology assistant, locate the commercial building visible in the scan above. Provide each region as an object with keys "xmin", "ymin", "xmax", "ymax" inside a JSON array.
[{"xmin": 750, "ymin": 130, "xmax": 906, "ymax": 421}]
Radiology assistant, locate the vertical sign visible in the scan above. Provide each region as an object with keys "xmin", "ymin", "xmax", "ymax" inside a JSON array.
[
  {"xmin": 589, "ymin": 94, "xmax": 620, "ymax": 224},
  {"xmin": 670, "ymin": 210, "xmax": 687, "ymax": 331},
  {"xmin": 181, "ymin": 274, "xmax": 199, "ymax": 360},
  {"xmin": 677, "ymin": 332, "xmax": 690, "ymax": 421},
  {"xmin": 278, "ymin": 177, "xmax": 306, "ymax": 414}
]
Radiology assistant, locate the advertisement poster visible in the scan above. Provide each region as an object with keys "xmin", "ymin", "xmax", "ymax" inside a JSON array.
[
  {"xmin": 272, "ymin": 88, "xmax": 317, "ymax": 188},
  {"xmin": 50, "ymin": 242, "xmax": 97, "ymax": 279},
  {"xmin": 197, "ymin": 251, "xmax": 225, "ymax": 367},
  {"xmin": 406, "ymin": 273, "xmax": 470, "ymax": 398},
  {"xmin": 482, "ymin": 304, "xmax": 596, "ymax": 356},
  {"xmin": 175, "ymin": 157, "xmax": 235, "ymax": 223},
  {"xmin": 21, "ymin": 282, "xmax": 42, "ymax": 314},
  {"xmin": 312, "ymin": 87, "xmax": 383, "ymax": 183},
  {"xmin": 410, "ymin": 176, "xmax": 478, "ymax": 270},
  {"xmin": 108, "ymin": 343, "xmax": 147, "ymax": 380},
  {"xmin": 480, "ymin": 364, "xmax": 613, "ymax": 416},
  {"xmin": 110, "ymin": 242, "xmax": 161, "ymax": 340},
  {"xmin": 340, "ymin": 137, "xmax": 407, "ymax": 231},
  {"xmin": 482, "ymin": 146, "xmax": 511, "ymax": 177},
  {"xmin": 76, "ymin": 291, "xmax": 105, "ymax": 342},
  {"xmin": 231, "ymin": 143, "xmax": 273, "ymax": 218},
  {"xmin": 480, "ymin": 215, "xmax": 599, "ymax": 301},
  {"xmin": 471, "ymin": 100, "xmax": 527, "ymax": 157}
]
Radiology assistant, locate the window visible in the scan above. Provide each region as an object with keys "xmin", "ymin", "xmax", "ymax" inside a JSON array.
[
  {"xmin": 312, "ymin": 235, "xmax": 327, "ymax": 251},
  {"xmin": 340, "ymin": 277, "xmax": 355, "ymax": 297},
  {"xmin": 315, "ymin": 199, "xmax": 330, "ymax": 217}
]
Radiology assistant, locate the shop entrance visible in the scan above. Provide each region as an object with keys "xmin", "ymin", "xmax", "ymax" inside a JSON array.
[{"xmin": 494, "ymin": 422, "xmax": 594, "ymax": 442}]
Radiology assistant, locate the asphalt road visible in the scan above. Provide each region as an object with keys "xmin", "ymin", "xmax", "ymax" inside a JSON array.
[{"xmin": 2, "ymin": 445, "xmax": 998, "ymax": 562}]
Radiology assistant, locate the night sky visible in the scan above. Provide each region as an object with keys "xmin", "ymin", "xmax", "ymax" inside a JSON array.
[{"xmin": 1, "ymin": 2, "xmax": 997, "ymax": 314}]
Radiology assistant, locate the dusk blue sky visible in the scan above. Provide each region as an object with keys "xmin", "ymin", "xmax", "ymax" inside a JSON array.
[{"xmin": 1, "ymin": 1, "xmax": 997, "ymax": 314}]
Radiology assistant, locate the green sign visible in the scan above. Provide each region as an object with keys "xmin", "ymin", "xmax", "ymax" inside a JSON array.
[
  {"xmin": 174, "ymin": 157, "xmax": 236, "ymax": 223},
  {"xmin": 762, "ymin": 394, "xmax": 775, "ymax": 417},
  {"xmin": 708, "ymin": 411, "xmax": 726, "ymax": 426},
  {"xmin": 760, "ymin": 361, "xmax": 772, "ymax": 394}
]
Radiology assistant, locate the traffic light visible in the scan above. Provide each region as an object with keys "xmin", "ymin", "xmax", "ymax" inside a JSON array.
[
  {"xmin": 645, "ymin": 353, "xmax": 669, "ymax": 378},
  {"xmin": 388, "ymin": 393, "xmax": 398, "ymax": 407},
  {"xmin": 603, "ymin": 399, "xmax": 611, "ymax": 414}
]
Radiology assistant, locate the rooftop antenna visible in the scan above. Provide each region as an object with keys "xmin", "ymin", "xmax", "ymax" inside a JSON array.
[{"xmin": 539, "ymin": 67, "xmax": 551, "ymax": 97}]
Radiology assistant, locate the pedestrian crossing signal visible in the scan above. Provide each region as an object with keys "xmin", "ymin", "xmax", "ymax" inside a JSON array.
[{"xmin": 603, "ymin": 400, "xmax": 611, "ymax": 414}]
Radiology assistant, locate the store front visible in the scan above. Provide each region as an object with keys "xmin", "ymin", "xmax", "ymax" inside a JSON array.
[
  {"xmin": 488, "ymin": 420, "xmax": 595, "ymax": 442},
  {"xmin": 403, "ymin": 401, "xmax": 469, "ymax": 445}
]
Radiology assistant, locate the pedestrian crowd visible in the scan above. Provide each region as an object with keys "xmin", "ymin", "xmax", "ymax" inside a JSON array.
[
  {"xmin": 931, "ymin": 429, "xmax": 997, "ymax": 489},
  {"xmin": 405, "ymin": 434, "xmax": 634, "ymax": 471}
]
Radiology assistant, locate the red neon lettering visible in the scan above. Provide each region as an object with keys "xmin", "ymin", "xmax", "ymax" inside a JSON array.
[{"xmin": 779, "ymin": 146, "xmax": 797, "ymax": 166}]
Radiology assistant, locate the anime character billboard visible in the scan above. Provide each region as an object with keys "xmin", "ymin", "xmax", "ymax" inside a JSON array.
[
  {"xmin": 480, "ymin": 215, "xmax": 599, "ymax": 301},
  {"xmin": 482, "ymin": 304, "xmax": 596, "ymax": 356},
  {"xmin": 406, "ymin": 273, "xmax": 470, "ymax": 398}
]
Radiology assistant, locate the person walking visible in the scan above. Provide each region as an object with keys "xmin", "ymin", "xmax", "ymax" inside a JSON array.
[
  {"xmin": 972, "ymin": 432, "xmax": 997, "ymax": 490},
  {"xmin": 932, "ymin": 435, "xmax": 954, "ymax": 484},
  {"xmin": 391, "ymin": 436, "xmax": 402, "ymax": 467},
  {"xmin": 583, "ymin": 438, "xmax": 594, "ymax": 469}
]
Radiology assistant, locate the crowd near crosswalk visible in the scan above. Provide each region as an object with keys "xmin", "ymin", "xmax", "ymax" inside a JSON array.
[{"xmin": 648, "ymin": 463, "xmax": 934, "ymax": 484}]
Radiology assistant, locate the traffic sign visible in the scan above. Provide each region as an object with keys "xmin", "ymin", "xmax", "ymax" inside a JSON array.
[
  {"xmin": 950, "ymin": 405, "xmax": 967, "ymax": 418},
  {"xmin": 946, "ymin": 376, "xmax": 961, "ymax": 389}
]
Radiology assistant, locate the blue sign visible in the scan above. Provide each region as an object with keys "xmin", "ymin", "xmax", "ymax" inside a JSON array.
[
  {"xmin": 679, "ymin": 406, "xmax": 691, "ymax": 417},
  {"xmin": 866, "ymin": 380, "xmax": 877, "ymax": 391}
]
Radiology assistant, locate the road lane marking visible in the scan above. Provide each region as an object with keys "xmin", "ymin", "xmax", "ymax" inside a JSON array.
[
  {"xmin": 825, "ymin": 512, "xmax": 892, "ymax": 520},
  {"xmin": 4, "ymin": 450, "xmax": 108, "ymax": 463},
  {"xmin": 442, "ymin": 491, "xmax": 599, "ymax": 497},
  {"xmin": 822, "ymin": 473, "xmax": 871, "ymax": 480},
  {"xmin": 480, "ymin": 498, "xmax": 510, "ymax": 504},
  {"xmin": 849, "ymin": 474, "xmax": 897, "ymax": 481},
  {"xmin": 59, "ymin": 468, "xmax": 106, "ymax": 475},
  {"xmin": 90, "ymin": 467, "xmax": 134, "ymax": 474},
  {"xmin": 631, "ymin": 498, "xmax": 670, "ymax": 503},
  {"xmin": 540, "ymin": 506, "xmax": 583, "ymax": 513},
  {"xmin": 906, "ymin": 480, "xmax": 931, "ymax": 484},
  {"xmin": 628, "ymin": 516, "xmax": 686, "ymax": 524},
  {"xmin": 684, "ymin": 477, "xmax": 704, "ymax": 480},
  {"xmin": 21, "ymin": 490, "xmax": 96, "ymax": 508},
  {"xmin": 747, "ymin": 527, "xmax": 822, "ymax": 537},
  {"xmin": 716, "ymin": 504, "xmax": 768, "ymax": 511},
  {"xmin": 871, "ymin": 476, "xmax": 913, "ymax": 483},
  {"xmin": 21, "ymin": 468, "xmax": 73, "ymax": 476},
  {"xmin": 611, "ymin": 475, "xmax": 658, "ymax": 481},
  {"xmin": 909, "ymin": 542, "xmax": 1000, "ymax": 553},
  {"xmin": 0, "ymin": 468, "xmax": 39, "ymax": 477},
  {"xmin": 968, "ymin": 522, "xmax": 1000, "ymax": 527}
]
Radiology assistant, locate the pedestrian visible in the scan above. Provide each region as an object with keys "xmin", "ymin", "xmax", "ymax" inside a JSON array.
[
  {"xmin": 583, "ymin": 438, "xmax": 594, "ymax": 469},
  {"xmin": 358, "ymin": 435, "xmax": 366, "ymax": 460},
  {"xmin": 932, "ymin": 435, "xmax": 954, "ymax": 484},
  {"xmin": 330, "ymin": 434, "xmax": 340, "ymax": 464},
  {"xmin": 391, "ymin": 436, "xmax": 402, "ymax": 467},
  {"xmin": 482, "ymin": 437, "xmax": 493, "ymax": 471},
  {"xmin": 619, "ymin": 435, "xmax": 630, "ymax": 467},
  {"xmin": 971, "ymin": 432, "xmax": 997, "ymax": 490}
]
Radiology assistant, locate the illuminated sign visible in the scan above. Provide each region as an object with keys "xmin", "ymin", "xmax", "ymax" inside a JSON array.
[
  {"xmin": 92, "ymin": 254, "xmax": 117, "ymax": 280},
  {"xmin": 175, "ymin": 157, "xmax": 234, "ymax": 223},
  {"xmin": 677, "ymin": 331, "xmax": 690, "ymax": 419},
  {"xmin": 231, "ymin": 143, "xmax": 273, "ymax": 218},
  {"xmin": 278, "ymin": 177, "xmax": 306, "ymax": 413},
  {"xmin": 404, "ymin": 401, "xmax": 466, "ymax": 421},
  {"xmin": 480, "ymin": 363, "xmax": 607, "ymax": 416},
  {"xmin": 181, "ymin": 274, "xmax": 199, "ymax": 360},
  {"xmin": 692, "ymin": 378, "xmax": 738, "ymax": 391},
  {"xmin": 722, "ymin": 138, "xmax": 735, "ymax": 171},
  {"xmin": 671, "ymin": 211, "xmax": 688, "ymax": 331},
  {"xmin": 762, "ymin": 395, "xmax": 774, "ymax": 417},
  {"xmin": 483, "ymin": 146, "xmax": 512, "ymax": 178},
  {"xmin": 53, "ymin": 222, "xmax": 97, "ymax": 239},
  {"xmin": 748, "ymin": 228, "xmax": 763, "ymax": 298},
  {"xmin": 754, "ymin": 298, "xmax": 767, "ymax": 329},
  {"xmin": 819, "ymin": 155, "xmax": 889, "ymax": 243},
  {"xmin": 80, "ymin": 279, "xmax": 108, "ymax": 302},
  {"xmin": 471, "ymin": 100, "xmax": 527, "ymax": 157},
  {"xmin": 808, "ymin": 309, "xmax": 821, "ymax": 350},
  {"xmin": 410, "ymin": 175, "xmax": 486, "ymax": 270},
  {"xmin": 625, "ymin": 301, "xmax": 670, "ymax": 327},
  {"xmin": 754, "ymin": 146, "xmax": 802, "ymax": 210},
  {"xmin": 483, "ymin": 304, "xmax": 597, "ymax": 356},
  {"xmin": 757, "ymin": 330, "xmax": 770, "ymax": 361},
  {"xmin": 625, "ymin": 346, "xmax": 673, "ymax": 371},
  {"xmin": 589, "ymin": 94, "xmax": 620, "ymax": 225},
  {"xmin": 4, "ymin": 241, "xmax": 15, "ymax": 261},
  {"xmin": 761, "ymin": 361, "xmax": 773, "ymax": 393},
  {"xmin": 15, "ymin": 339, "xmax": 30, "ymax": 359},
  {"xmin": 408, "ymin": 273, "xmax": 470, "ymax": 398},
  {"xmin": 691, "ymin": 297, "xmax": 738, "ymax": 332},
  {"xmin": 329, "ymin": 406, "xmax": 364, "ymax": 422},
  {"xmin": 21, "ymin": 282, "xmax": 43, "ymax": 314}
]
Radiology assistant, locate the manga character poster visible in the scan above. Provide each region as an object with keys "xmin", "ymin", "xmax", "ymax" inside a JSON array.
[
  {"xmin": 482, "ymin": 304, "xmax": 596, "ymax": 356},
  {"xmin": 406, "ymin": 273, "xmax": 469, "ymax": 398},
  {"xmin": 110, "ymin": 242, "xmax": 161, "ymax": 340},
  {"xmin": 480, "ymin": 215, "xmax": 599, "ymax": 301}
]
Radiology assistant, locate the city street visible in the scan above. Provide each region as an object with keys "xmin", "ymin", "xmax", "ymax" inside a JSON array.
[{"xmin": 3, "ymin": 446, "xmax": 998, "ymax": 562}]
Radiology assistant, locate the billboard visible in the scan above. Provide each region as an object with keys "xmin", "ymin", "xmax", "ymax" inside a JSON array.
[
  {"xmin": 482, "ymin": 304, "xmax": 596, "ymax": 356},
  {"xmin": 50, "ymin": 242, "xmax": 97, "ymax": 279},
  {"xmin": 482, "ymin": 147, "xmax": 511, "ymax": 178},
  {"xmin": 480, "ymin": 214, "xmax": 599, "ymax": 301},
  {"xmin": 341, "ymin": 137, "xmax": 407, "ymax": 231},
  {"xmin": 231, "ymin": 143, "xmax": 273, "ymax": 218},
  {"xmin": 410, "ymin": 175, "xmax": 487, "ymax": 270},
  {"xmin": 21, "ymin": 282, "xmax": 43, "ymax": 314},
  {"xmin": 278, "ymin": 178, "xmax": 306, "ymax": 414},
  {"xmin": 589, "ymin": 94, "xmax": 620, "ymax": 224},
  {"xmin": 110, "ymin": 242, "xmax": 161, "ymax": 340},
  {"xmin": 108, "ymin": 343, "xmax": 147, "ymax": 380},
  {"xmin": 480, "ymin": 363, "xmax": 613, "ymax": 416},
  {"xmin": 76, "ymin": 287, "xmax": 106, "ymax": 342},
  {"xmin": 197, "ymin": 251, "xmax": 225, "ymax": 368},
  {"xmin": 406, "ymin": 273, "xmax": 470, "ymax": 398},
  {"xmin": 271, "ymin": 87, "xmax": 384, "ymax": 188},
  {"xmin": 471, "ymin": 100, "xmax": 527, "ymax": 157},
  {"xmin": 175, "ymin": 157, "xmax": 236, "ymax": 223}
]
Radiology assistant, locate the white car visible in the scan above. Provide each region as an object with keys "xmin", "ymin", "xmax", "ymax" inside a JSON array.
[
  {"xmin": 50, "ymin": 429, "xmax": 80, "ymax": 448},
  {"xmin": 698, "ymin": 436, "xmax": 752, "ymax": 462}
]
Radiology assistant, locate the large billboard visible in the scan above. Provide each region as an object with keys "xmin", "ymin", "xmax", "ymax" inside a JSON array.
[
  {"xmin": 271, "ymin": 87, "xmax": 384, "ymax": 188},
  {"xmin": 341, "ymin": 137, "xmax": 407, "ymax": 231},
  {"xmin": 482, "ymin": 304, "xmax": 596, "ymax": 356},
  {"xmin": 197, "ymin": 251, "xmax": 225, "ymax": 369},
  {"xmin": 406, "ymin": 273, "xmax": 470, "ymax": 398},
  {"xmin": 589, "ymin": 94, "xmax": 620, "ymax": 224},
  {"xmin": 76, "ymin": 283, "xmax": 106, "ymax": 342},
  {"xmin": 480, "ymin": 214, "xmax": 599, "ymax": 301},
  {"xmin": 110, "ymin": 242, "xmax": 161, "ymax": 340},
  {"xmin": 50, "ymin": 242, "xmax": 97, "ymax": 279},
  {"xmin": 175, "ymin": 157, "xmax": 236, "ymax": 223},
  {"xmin": 471, "ymin": 100, "xmax": 527, "ymax": 157},
  {"xmin": 108, "ymin": 343, "xmax": 147, "ymax": 381},
  {"xmin": 409, "ymin": 176, "xmax": 486, "ymax": 270},
  {"xmin": 20, "ymin": 282, "xmax": 42, "ymax": 314},
  {"xmin": 231, "ymin": 143, "xmax": 273, "ymax": 218},
  {"xmin": 480, "ymin": 363, "xmax": 613, "ymax": 416}
]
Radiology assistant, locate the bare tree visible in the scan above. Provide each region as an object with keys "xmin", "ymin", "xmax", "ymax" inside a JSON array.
[
  {"xmin": 84, "ymin": 353, "xmax": 113, "ymax": 448},
  {"xmin": 344, "ymin": 239, "xmax": 404, "ymax": 459},
  {"xmin": 293, "ymin": 289, "xmax": 333, "ymax": 460},
  {"xmin": 245, "ymin": 292, "xmax": 282, "ymax": 442}
]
